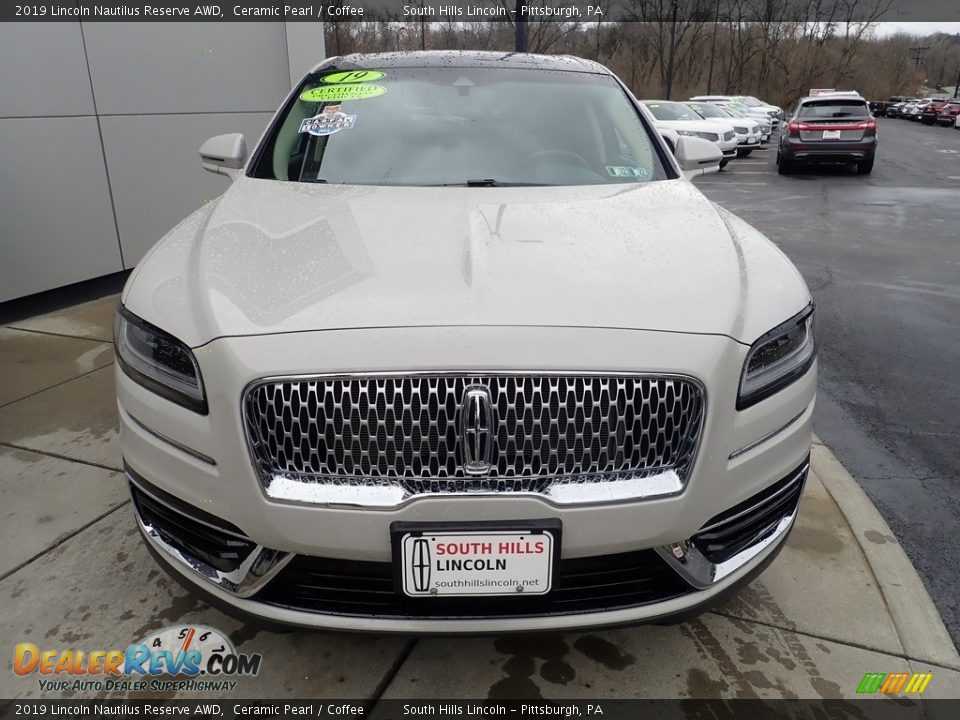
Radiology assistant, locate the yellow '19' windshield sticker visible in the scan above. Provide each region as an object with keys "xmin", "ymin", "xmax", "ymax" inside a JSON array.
[
  {"xmin": 321, "ymin": 70, "xmax": 385, "ymax": 84},
  {"xmin": 300, "ymin": 84, "xmax": 386, "ymax": 102}
]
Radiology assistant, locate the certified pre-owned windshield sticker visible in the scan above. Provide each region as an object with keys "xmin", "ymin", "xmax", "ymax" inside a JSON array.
[
  {"xmin": 321, "ymin": 70, "xmax": 385, "ymax": 84},
  {"xmin": 607, "ymin": 166, "xmax": 649, "ymax": 178},
  {"xmin": 299, "ymin": 105, "xmax": 356, "ymax": 137},
  {"xmin": 300, "ymin": 84, "xmax": 386, "ymax": 102}
]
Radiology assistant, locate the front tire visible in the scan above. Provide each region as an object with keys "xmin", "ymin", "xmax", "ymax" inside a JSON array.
[{"xmin": 719, "ymin": 158, "xmax": 729, "ymax": 170}]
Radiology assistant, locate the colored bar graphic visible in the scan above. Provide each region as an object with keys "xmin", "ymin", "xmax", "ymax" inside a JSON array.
[{"xmin": 857, "ymin": 672, "xmax": 932, "ymax": 694}]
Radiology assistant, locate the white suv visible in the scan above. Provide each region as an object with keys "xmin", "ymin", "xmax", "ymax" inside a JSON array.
[{"xmin": 116, "ymin": 52, "xmax": 816, "ymax": 632}]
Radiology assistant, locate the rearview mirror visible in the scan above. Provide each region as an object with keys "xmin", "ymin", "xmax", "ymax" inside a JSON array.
[
  {"xmin": 675, "ymin": 136, "xmax": 723, "ymax": 179},
  {"xmin": 199, "ymin": 133, "xmax": 247, "ymax": 180}
]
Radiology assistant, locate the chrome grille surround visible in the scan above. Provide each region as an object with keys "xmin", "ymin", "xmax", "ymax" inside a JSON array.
[{"xmin": 243, "ymin": 373, "xmax": 705, "ymax": 508}]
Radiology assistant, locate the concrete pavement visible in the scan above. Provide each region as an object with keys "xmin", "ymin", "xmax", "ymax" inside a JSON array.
[{"xmin": 1, "ymin": 292, "xmax": 957, "ymax": 700}]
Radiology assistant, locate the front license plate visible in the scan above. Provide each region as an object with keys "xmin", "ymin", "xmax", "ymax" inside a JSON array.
[
  {"xmin": 747, "ymin": 137, "xmax": 758, "ymax": 144},
  {"xmin": 762, "ymin": 133, "xmax": 770, "ymax": 141},
  {"xmin": 823, "ymin": 129, "xmax": 842, "ymax": 139},
  {"xmin": 399, "ymin": 529, "xmax": 555, "ymax": 597}
]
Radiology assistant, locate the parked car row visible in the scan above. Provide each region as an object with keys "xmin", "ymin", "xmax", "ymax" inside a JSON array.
[
  {"xmin": 877, "ymin": 96, "xmax": 960, "ymax": 127},
  {"xmin": 641, "ymin": 97, "xmax": 778, "ymax": 172}
]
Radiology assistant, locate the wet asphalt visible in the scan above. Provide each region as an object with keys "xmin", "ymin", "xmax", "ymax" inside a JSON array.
[{"xmin": 695, "ymin": 117, "xmax": 960, "ymax": 647}]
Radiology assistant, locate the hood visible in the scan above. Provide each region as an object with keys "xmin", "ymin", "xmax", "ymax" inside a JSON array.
[
  {"xmin": 704, "ymin": 118, "xmax": 753, "ymax": 132},
  {"xmin": 124, "ymin": 178, "xmax": 810, "ymax": 348}
]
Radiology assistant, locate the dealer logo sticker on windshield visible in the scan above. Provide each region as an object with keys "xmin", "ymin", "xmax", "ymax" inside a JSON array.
[
  {"xmin": 299, "ymin": 105, "xmax": 356, "ymax": 137},
  {"xmin": 300, "ymin": 84, "xmax": 386, "ymax": 102}
]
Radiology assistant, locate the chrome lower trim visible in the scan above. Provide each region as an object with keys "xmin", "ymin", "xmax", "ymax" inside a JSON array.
[
  {"xmin": 128, "ymin": 412, "xmax": 216, "ymax": 466},
  {"xmin": 262, "ymin": 467, "xmax": 685, "ymax": 509},
  {"xmin": 728, "ymin": 407, "xmax": 808, "ymax": 460},
  {"xmin": 128, "ymin": 475, "xmax": 292, "ymax": 598},
  {"xmin": 656, "ymin": 511, "xmax": 796, "ymax": 590},
  {"xmin": 654, "ymin": 465, "xmax": 805, "ymax": 590}
]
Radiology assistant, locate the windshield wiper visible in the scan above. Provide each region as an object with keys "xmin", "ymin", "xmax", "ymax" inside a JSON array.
[{"xmin": 431, "ymin": 179, "xmax": 552, "ymax": 187}]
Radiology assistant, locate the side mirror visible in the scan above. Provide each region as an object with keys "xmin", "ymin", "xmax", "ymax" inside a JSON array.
[
  {"xmin": 199, "ymin": 133, "xmax": 247, "ymax": 180},
  {"xmin": 675, "ymin": 136, "xmax": 723, "ymax": 179}
]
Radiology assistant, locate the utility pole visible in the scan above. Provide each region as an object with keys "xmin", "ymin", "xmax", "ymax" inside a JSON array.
[
  {"xmin": 909, "ymin": 45, "xmax": 930, "ymax": 68},
  {"xmin": 665, "ymin": 0, "xmax": 679, "ymax": 99},
  {"xmin": 706, "ymin": 0, "xmax": 720, "ymax": 95},
  {"xmin": 515, "ymin": 0, "xmax": 527, "ymax": 52}
]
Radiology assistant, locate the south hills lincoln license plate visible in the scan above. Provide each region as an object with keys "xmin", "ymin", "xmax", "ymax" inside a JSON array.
[{"xmin": 400, "ymin": 530, "xmax": 555, "ymax": 597}]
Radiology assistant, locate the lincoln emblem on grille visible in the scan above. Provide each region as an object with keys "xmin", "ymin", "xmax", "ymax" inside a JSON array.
[{"xmin": 460, "ymin": 385, "xmax": 495, "ymax": 475}]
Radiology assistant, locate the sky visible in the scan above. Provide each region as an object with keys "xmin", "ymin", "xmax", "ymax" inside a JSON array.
[{"xmin": 873, "ymin": 22, "xmax": 960, "ymax": 36}]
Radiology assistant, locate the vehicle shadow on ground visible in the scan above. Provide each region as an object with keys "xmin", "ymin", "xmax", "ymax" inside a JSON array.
[{"xmin": 777, "ymin": 163, "xmax": 869, "ymax": 179}]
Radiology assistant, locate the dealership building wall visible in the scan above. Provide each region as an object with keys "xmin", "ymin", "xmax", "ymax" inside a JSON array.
[{"xmin": 0, "ymin": 22, "xmax": 325, "ymax": 303}]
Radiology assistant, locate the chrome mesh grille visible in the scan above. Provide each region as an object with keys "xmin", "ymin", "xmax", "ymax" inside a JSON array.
[{"xmin": 244, "ymin": 375, "xmax": 703, "ymax": 497}]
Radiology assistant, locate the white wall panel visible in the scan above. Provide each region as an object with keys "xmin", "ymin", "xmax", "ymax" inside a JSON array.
[
  {"xmin": 99, "ymin": 112, "xmax": 273, "ymax": 266},
  {"xmin": 82, "ymin": 22, "xmax": 290, "ymax": 115},
  {"xmin": 0, "ymin": 22, "xmax": 95, "ymax": 118},
  {"xmin": 0, "ymin": 117, "xmax": 122, "ymax": 302},
  {"xmin": 285, "ymin": 22, "xmax": 327, "ymax": 87}
]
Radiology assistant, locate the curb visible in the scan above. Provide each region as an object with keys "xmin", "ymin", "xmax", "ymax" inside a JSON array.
[{"xmin": 811, "ymin": 435, "xmax": 960, "ymax": 670}]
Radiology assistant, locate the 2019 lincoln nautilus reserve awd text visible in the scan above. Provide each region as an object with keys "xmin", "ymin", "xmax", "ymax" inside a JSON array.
[{"xmin": 116, "ymin": 51, "xmax": 817, "ymax": 632}]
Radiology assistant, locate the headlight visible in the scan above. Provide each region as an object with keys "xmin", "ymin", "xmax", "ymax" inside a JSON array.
[
  {"xmin": 737, "ymin": 306, "xmax": 815, "ymax": 410},
  {"xmin": 677, "ymin": 130, "xmax": 717, "ymax": 141},
  {"xmin": 114, "ymin": 306, "xmax": 207, "ymax": 414}
]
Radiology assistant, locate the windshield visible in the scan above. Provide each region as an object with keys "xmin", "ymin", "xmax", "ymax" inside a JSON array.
[
  {"xmin": 739, "ymin": 97, "xmax": 762, "ymax": 107},
  {"xmin": 251, "ymin": 66, "xmax": 669, "ymax": 186},
  {"xmin": 720, "ymin": 107, "xmax": 746, "ymax": 119},
  {"xmin": 643, "ymin": 101, "xmax": 701, "ymax": 121},
  {"xmin": 798, "ymin": 99, "xmax": 869, "ymax": 119},
  {"xmin": 686, "ymin": 103, "xmax": 727, "ymax": 119}
]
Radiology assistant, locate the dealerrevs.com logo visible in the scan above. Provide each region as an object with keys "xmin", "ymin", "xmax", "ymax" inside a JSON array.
[{"xmin": 14, "ymin": 625, "xmax": 262, "ymax": 693}]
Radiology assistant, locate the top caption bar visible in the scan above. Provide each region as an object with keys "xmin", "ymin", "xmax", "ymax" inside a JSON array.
[{"xmin": 3, "ymin": 0, "xmax": 959, "ymax": 22}]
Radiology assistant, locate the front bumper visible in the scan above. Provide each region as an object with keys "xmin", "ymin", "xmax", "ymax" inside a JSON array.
[
  {"xmin": 118, "ymin": 325, "xmax": 816, "ymax": 631},
  {"xmin": 130, "ymin": 458, "xmax": 808, "ymax": 632},
  {"xmin": 718, "ymin": 137, "xmax": 738, "ymax": 157}
]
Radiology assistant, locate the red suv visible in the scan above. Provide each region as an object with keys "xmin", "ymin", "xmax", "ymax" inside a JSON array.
[
  {"xmin": 921, "ymin": 98, "xmax": 950, "ymax": 124},
  {"xmin": 937, "ymin": 99, "xmax": 960, "ymax": 126}
]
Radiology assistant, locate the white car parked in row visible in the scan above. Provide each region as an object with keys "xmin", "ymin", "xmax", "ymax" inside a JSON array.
[
  {"xmin": 642, "ymin": 100, "xmax": 739, "ymax": 168},
  {"xmin": 686, "ymin": 101, "xmax": 761, "ymax": 156},
  {"xmin": 716, "ymin": 105, "xmax": 773, "ymax": 143},
  {"xmin": 116, "ymin": 52, "xmax": 815, "ymax": 633},
  {"xmin": 691, "ymin": 95, "xmax": 783, "ymax": 127}
]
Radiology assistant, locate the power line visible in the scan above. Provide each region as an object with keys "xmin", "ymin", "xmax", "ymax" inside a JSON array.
[{"xmin": 908, "ymin": 45, "xmax": 930, "ymax": 67}]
